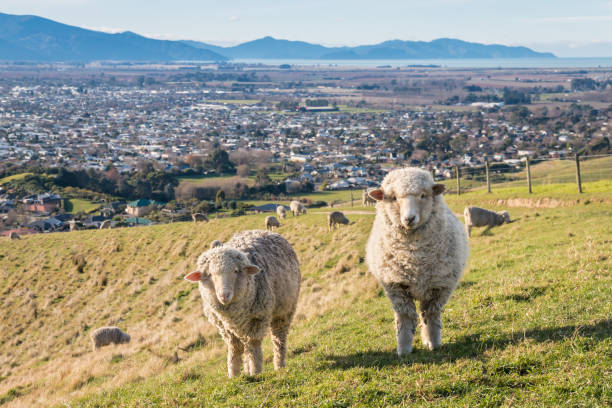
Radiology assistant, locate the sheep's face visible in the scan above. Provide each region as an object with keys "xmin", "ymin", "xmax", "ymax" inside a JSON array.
[
  {"xmin": 498, "ymin": 211, "xmax": 511, "ymax": 223},
  {"xmin": 369, "ymin": 168, "xmax": 445, "ymax": 231},
  {"xmin": 185, "ymin": 248, "xmax": 260, "ymax": 305}
]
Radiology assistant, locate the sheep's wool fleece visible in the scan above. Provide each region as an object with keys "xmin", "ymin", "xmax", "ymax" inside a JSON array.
[
  {"xmin": 366, "ymin": 168, "xmax": 468, "ymax": 301},
  {"xmin": 198, "ymin": 230, "xmax": 301, "ymax": 341},
  {"xmin": 90, "ymin": 326, "xmax": 130, "ymax": 348}
]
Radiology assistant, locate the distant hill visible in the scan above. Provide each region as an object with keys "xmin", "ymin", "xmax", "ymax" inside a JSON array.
[
  {"xmin": 185, "ymin": 36, "xmax": 556, "ymax": 60},
  {"xmin": 0, "ymin": 12, "xmax": 227, "ymax": 62}
]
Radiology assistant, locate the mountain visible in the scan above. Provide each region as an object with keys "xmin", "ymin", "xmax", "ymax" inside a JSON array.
[
  {"xmin": 0, "ymin": 12, "xmax": 227, "ymax": 61},
  {"xmin": 185, "ymin": 37, "xmax": 556, "ymax": 60}
]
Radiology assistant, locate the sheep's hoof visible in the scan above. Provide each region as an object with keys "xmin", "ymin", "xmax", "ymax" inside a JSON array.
[{"xmin": 396, "ymin": 346, "xmax": 413, "ymax": 356}]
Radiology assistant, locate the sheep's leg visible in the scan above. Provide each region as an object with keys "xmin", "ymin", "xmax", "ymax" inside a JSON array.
[
  {"xmin": 271, "ymin": 319, "xmax": 290, "ymax": 370},
  {"xmin": 385, "ymin": 285, "xmax": 418, "ymax": 356},
  {"xmin": 482, "ymin": 224, "xmax": 492, "ymax": 236},
  {"xmin": 419, "ymin": 288, "xmax": 452, "ymax": 351},
  {"xmin": 226, "ymin": 335, "xmax": 244, "ymax": 378},
  {"xmin": 466, "ymin": 224, "xmax": 471, "ymax": 238},
  {"xmin": 245, "ymin": 339, "xmax": 264, "ymax": 375}
]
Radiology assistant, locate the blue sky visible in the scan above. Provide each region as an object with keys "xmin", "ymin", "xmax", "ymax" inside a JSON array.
[{"xmin": 2, "ymin": 0, "xmax": 612, "ymax": 56}]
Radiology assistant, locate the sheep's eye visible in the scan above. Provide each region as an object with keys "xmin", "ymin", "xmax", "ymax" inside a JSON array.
[
  {"xmin": 387, "ymin": 195, "xmax": 396, "ymax": 201},
  {"xmin": 234, "ymin": 269, "xmax": 240, "ymax": 274},
  {"xmin": 420, "ymin": 194, "xmax": 426, "ymax": 199}
]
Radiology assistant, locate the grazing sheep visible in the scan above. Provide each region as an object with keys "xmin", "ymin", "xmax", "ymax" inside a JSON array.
[
  {"xmin": 90, "ymin": 326, "xmax": 130, "ymax": 351},
  {"xmin": 366, "ymin": 167, "xmax": 468, "ymax": 355},
  {"xmin": 185, "ymin": 230, "xmax": 301, "ymax": 377},
  {"xmin": 463, "ymin": 206, "xmax": 511, "ymax": 237},
  {"xmin": 210, "ymin": 240, "xmax": 222, "ymax": 249},
  {"xmin": 276, "ymin": 205, "xmax": 287, "ymax": 219},
  {"xmin": 68, "ymin": 220, "xmax": 80, "ymax": 232},
  {"xmin": 99, "ymin": 220, "xmax": 112, "ymax": 229},
  {"xmin": 362, "ymin": 189, "xmax": 376, "ymax": 206},
  {"xmin": 9, "ymin": 231, "xmax": 21, "ymax": 240},
  {"xmin": 265, "ymin": 216, "xmax": 281, "ymax": 231},
  {"xmin": 192, "ymin": 213, "xmax": 209, "ymax": 223},
  {"xmin": 328, "ymin": 211, "xmax": 349, "ymax": 231},
  {"xmin": 289, "ymin": 200, "xmax": 307, "ymax": 217}
]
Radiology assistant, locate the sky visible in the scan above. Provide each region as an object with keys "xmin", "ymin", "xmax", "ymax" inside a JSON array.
[{"xmin": 2, "ymin": 0, "xmax": 612, "ymax": 56}]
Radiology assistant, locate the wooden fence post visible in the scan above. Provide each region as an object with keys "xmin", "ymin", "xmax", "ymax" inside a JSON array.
[
  {"xmin": 455, "ymin": 165, "xmax": 460, "ymax": 196},
  {"xmin": 575, "ymin": 154, "xmax": 582, "ymax": 193},
  {"xmin": 350, "ymin": 191, "xmax": 354, "ymax": 207},
  {"xmin": 485, "ymin": 160, "xmax": 491, "ymax": 193},
  {"xmin": 526, "ymin": 157, "xmax": 532, "ymax": 194}
]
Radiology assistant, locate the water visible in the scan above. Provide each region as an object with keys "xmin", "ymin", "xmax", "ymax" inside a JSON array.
[{"xmin": 233, "ymin": 57, "xmax": 612, "ymax": 69}]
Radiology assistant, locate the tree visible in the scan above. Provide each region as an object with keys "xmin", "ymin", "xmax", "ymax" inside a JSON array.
[
  {"xmin": 206, "ymin": 149, "xmax": 235, "ymax": 175},
  {"xmin": 254, "ymin": 168, "xmax": 272, "ymax": 186},
  {"xmin": 236, "ymin": 164, "xmax": 250, "ymax": 177},
  {"xmin": 215, "ymin": 189, "xmax": 226, "ymax": 208}
]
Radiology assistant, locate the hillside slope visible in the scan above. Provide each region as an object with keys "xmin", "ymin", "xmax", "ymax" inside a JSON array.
[{"xmin": 0, "ymin": 189, "xmax": 610, "ymax": 407}]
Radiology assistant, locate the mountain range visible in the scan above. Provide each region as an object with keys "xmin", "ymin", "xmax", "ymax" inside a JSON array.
[{"xmin": 0, "ymin": 12, "xmax": 555, "ymax": 62}]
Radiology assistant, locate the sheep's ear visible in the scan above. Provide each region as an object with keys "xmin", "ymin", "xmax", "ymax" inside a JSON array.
[
  {"xmin": 432, "ymin": 184, "xmax": 446, "ymax": 195},
  {"xmin": 368, "ymin": 188, "xmax": 384, "ymax": 201},
  {"xmin": 184, "ymin": 271, "xmax": 202, "ymax": 282},
  {"xmin": 243, "ymin": 264, "xmax": 260, "ymax": 275}
]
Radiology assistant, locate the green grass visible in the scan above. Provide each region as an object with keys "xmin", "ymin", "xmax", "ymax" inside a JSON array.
[
  {"xmin": 0, "ymin": 184, "xmax": 610, "ymax": 407},
  {"xmin": 63, "ymin": 198, "xmax": 101, "ymax": 214},
  {"xmin": 0, "ymin": 172, "xmax": 33, "ymax": 184}
]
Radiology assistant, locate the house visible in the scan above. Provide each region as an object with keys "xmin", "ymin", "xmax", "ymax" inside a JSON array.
[
  {"xmin": 27, "ymin": 193, "xmax": 62, "ymax": 213},
  {"xmin": 125, "ymin": 199, "xmax": 158, "ymax": 217}
]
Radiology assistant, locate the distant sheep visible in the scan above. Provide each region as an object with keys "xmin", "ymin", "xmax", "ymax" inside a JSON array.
[
  {"xmin": 463, "ymin": 206, "xmax": 511, "ymax": 237},
  {"xmin": 265, "ymin": 216, "xmax": 280, "ymax": 231},
  {"xmin": 90, "ymin": 326, "xmax": 130, "ymax": 351},
  {"xmin": 276, "ymin": 205, "xmax": 287, "ymax": 219},
  {"xmin": 192, "ymin": 213, "xmax": 209, "ymax": 223},
  {"xmin": 210, "ymin": 240, "xmax": 222, "ymax": 249},
  {"xmin": 362, "ymin": 189, "xmax": 376, "ymax": 206},
  {"xmin": 9, "ymin": 231, "xmax": 21, "ymax": 240},
  {"xmin": 328, "ymin": 211, "xmax": 349, "ymax": 231},
  {"xmin": 289, "ymin": 200, "xmax": 307, "ymax": 217},
  {"xmin": 68, "ymin": 220, "xmax": 81, "ymax": 232},
  {"xmin": 99, "ymin": 220, "xmax": 112, "ymax": 229},
  {"xmin": 185, "ymin": 230, "xmax": 301, "ymax": 377},
  {"xmin": 366, "ymin": 168, "xmax": 468, "ymax": 355}
]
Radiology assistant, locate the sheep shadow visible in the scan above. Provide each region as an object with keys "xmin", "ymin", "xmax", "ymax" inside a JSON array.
[{"xmin": 320, "ymin": 319, "xmax": 611, "ymax": 370}]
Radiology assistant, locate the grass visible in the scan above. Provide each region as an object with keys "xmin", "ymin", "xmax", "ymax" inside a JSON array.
[
  {"xmin": 0, "ymin": 184, "xmax": 610, "ymax": 407},
  {"xmin": 0, "ymin": 173, "xmax": 33, "ymax": 185},
  {"xmin": 63, "ymin": 198, "xmax": 101, "ymax": 214}
]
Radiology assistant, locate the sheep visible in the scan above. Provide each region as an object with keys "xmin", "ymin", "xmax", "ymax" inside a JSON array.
[
  {"xmin": 9, "ymin": 231, "xmax": 21, "ymax": 240},
  {"xmin": 289, "ymin": 200, "xmax": 307, "ymax": 217},
  {"xmin": 68, "ymin": 220, "xmax": 81, "ymax": 232},
  {"xmin": 192, "ymin": 213, "xmax": 209, "ymax": 223},
  {"xmin": 463, "ymin": 206, "xmax": 511, "ymax": 237},
  {"xmin": 276, "ymin": 205, "xmax": 287, "ymax": 219},
  {"xmin": 99, "ymin": 220, "xmax": 112, "ymax": 229},
  {"xmin": 210, "ymin": 240, "xmax": 222, "ymax": 249},
  {"xmin": 328, "ymin": 211, "xmax": 349, "ymax": 231},
  {"xmin": 265, "ymin": 215, "xmax": 281, "ymax": 231},
  {"xmin": 184, "ymin": 230, "xmax": 301, "ymax": 377},
  {"xmin": 90, "ymin": 326, "xmax": 130, "ymax": 351},
  {"xmin": 362, "ymin": 189, "xmax": 376, "ymax": 206},
  {"xmin": 365, "ymin": 167, "xmax": 468, "ymax": 356}
]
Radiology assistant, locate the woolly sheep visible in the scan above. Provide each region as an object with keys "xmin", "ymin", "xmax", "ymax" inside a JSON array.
[
  {"xmin": 289, "ymin": 201, "xmax": 307, "ymax": 217},
  {"xmin": 265, "ymin": 216, "xmax": 281, "ymax": 231},
  {"xmin": 362, "ymin": 189, "xmax": 376, "ymax": 206},
  {"xmin": 463, "ymin": 206, "xmax": 510, "ymax": 237},
  {"xmin": 366, "ymin": 167, "xmax": 468, "ymax": 356},
  {"xmin": 99, "ymin": 220, "xmax": 112, "ymax": 229},
  {"xmin": 328, "ymin": 211, "xmax": 349, "ymax": 231},
  {"xmin": 276, "ymin": 205, "xmax": 287, "ymax": 219},
  {"xmin": 90, "ymin": 326, "xmax": 130, "ymax": 351},
  {"xmin": 192, "ymin": 213, "xmax": 209, "ymax": 223},
  {"xmin": 185, "ymin": 230, "xmax": 301, "ymax": 377},
  {"xmin": 210, "ymin": 240, "xmax": 222, "ymax": 249},
  {"xmin": 9, "ymin": 231, "xmax": 21, "ymax": 240}
]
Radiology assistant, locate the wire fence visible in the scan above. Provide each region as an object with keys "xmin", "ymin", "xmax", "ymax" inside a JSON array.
[{"xmin": 444, "ymin": 153, "xmax": 612, "ymax": 195}]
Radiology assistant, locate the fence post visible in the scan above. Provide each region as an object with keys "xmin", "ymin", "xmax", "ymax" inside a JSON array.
[
  {"xmin": 575, "ymin": 154, "xmax": 582, "ymax": 193},
  {"xmin": 526, "ymin": 157, "xmax": 532, "ymax": 194},
  {"xmin": 455, "ymin": 165, "xmax": 460, "ymax": 196},
  {"xmin": 485, "ymin": 160, "xmax": 491, "ymax": 193},
  {"xmin": 350, "ymin": 191, "xmax": 354, "ymax": 207}
]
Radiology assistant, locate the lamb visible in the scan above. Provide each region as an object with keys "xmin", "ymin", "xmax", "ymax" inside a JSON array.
[
  {"xmin": 90, "ymin": 326, "xmax": 131, "ymax": 351},
  {"xmin": 289, "ymin": 200, "xmax": 307, "ymax": 217},
  {"xmin": 9, "ymin": 231, "xmax": 21, "ymax": 240},
  {"xmin": 99, "ymin": 220, "xmax": 112, "ymax": 229},
  {"xmin": 184, "ymin": 230, "xmax": 301, "ymax": 377},
  {"xmin": 192, "ymin": 213, "xmax": 209, "ymax": 223},
  {"xmin": 276, "ymin": 205, "xmax": 287, "ymax": 219},
  {"xmin": 265, "ymin": 216, "xmax": 281, "ymax": 231},
  {"xmin": 210, "ymin": 240, "xmax": 222, "ymax": 249},
  {"xmin": 362, "ymin": 189, "xmax": 376, "ymax": 206},
  {"xmin": 463, "ymin": 206, "xmax": 511, "ymax": 237},
  {"xmin": 365, "ymin": 167, "xmax": 468, "ymax": 356},
  {"xmin": 327, "ymin": 211, "xmax": 349, "ymax": 231}
]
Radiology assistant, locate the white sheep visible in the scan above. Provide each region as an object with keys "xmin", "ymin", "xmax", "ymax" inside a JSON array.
[
  {"xmin": 289, "ymin": 201, "xmax": 307, "ymax": 217},
  {"xmin": 276, "ymin": 205, "xmax": 287, "ymax": 219},
  {"xmin": 90, "ymin": 326, "xmax": 131, "ymax": 351},
  {"xmin": 192, "ymin": 213, "xmax": 209, "ymax": 223},
  {"xmin": 362, "ymin": 189, "xmax": 376, "ymax": 206},
  {"xmin": 327, "ymin": 211, "xmax": 349, "ymax": 231},
  {"xmin": 265, "ymin": 215, "xmax": 281, "ymax": 231},
  {"xmin": 68, "ymin": 220, "xmax": 80, "ymax": 232},
  {"xmin": 366, "ymin": 167, "xmax": 468, "ymax": 356},
  {"xmin": 185, "ymin": 230, "xmax": 301, "ymax": 377},
  {"xmin": 463, "ymin": 206, "xmax": 511, "ymax": 237}
]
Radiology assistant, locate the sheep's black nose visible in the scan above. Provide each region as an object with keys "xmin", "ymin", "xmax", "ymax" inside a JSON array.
[{"xmin": 407, "ymin": 216, "xmax": 416, "ymax": 225}]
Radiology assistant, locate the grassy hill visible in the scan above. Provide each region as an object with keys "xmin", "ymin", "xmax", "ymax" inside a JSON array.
[{"xmin": 0, "ymin": 183, "xmax": 610, "ymax": 407}]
